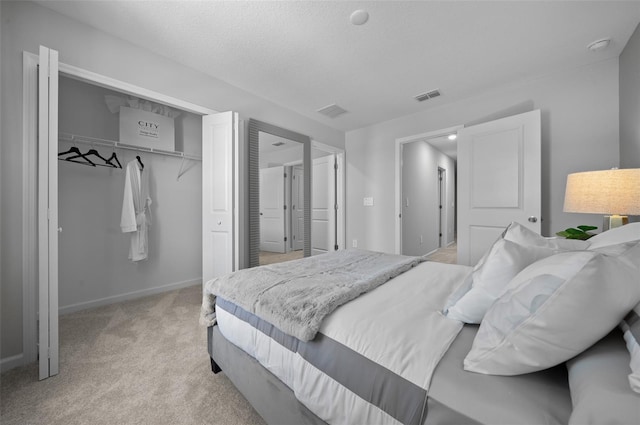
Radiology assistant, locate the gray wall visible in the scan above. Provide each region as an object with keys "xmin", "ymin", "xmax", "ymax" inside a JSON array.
[
  {"xmin": 620, "ymin": 23, "xmax": 640, "ymax": 169},
  {"xmin": 0, "ymin": 1, "xmax": 343, "ymax": 363},
  {"xmin": 346, "ymin": 59, "xmax": 620, "ymax": 254},
  {"xmin": 401, "ymin": 141, "xmax": 455, "ymax": 256}
]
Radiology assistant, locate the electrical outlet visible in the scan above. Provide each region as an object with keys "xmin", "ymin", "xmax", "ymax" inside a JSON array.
[
  {"xmin": 363, "ymin": 197, "xmax": 374, "ymax": 206},
  {"xmin": 352, "ymin": 239, "xmax": 358, "ymax": 248}
]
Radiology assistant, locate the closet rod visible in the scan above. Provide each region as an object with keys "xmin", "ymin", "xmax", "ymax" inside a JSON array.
[{"xmin": 58, "ymin": 132, "xmax": 202, "ymax": 161}]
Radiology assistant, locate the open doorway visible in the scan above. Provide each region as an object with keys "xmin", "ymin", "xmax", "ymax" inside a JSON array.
[{"xmin": 395, "ymin": 126, "xmax": 461, "ymax": 261}]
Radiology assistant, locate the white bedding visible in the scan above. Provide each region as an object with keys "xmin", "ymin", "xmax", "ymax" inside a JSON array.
[{"xmin": 217, "ymin": 261, "xmax": 472, "ymax": 425}]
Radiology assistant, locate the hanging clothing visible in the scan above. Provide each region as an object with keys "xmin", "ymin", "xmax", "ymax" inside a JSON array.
[{"xmin": 121, "ymin": 159, "xmax": 152, "ymax": 262}]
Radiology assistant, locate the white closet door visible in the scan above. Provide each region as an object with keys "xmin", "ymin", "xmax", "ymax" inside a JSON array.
[
  {"xmin": 38, "ymin": 45, "xmax": 59, "ymax": 380},
  {"xmin": 457, "ymin": 110, "xmax": 541, "ymax": 266},
  {"xmin": 202, "ymin": 112, "xmax": 239, "ymax": 285}
]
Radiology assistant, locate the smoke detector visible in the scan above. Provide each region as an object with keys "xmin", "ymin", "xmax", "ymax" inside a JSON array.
[
  {"xmin": 350, "ymin": 10, "xmax": 369, "ymax": 25},
  {"xmin": 587, "ymin": 38, "xmax": 611, "ymax": 52}
]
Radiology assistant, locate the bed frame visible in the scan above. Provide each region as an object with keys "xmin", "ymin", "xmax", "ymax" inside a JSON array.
[{"xmin": 208, "ymin": 325, "xmax": 327, "ymax": 425}]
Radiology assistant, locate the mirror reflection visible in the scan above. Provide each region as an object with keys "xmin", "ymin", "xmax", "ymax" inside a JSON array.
[{"xmin": 258, "ymin": 132, "xmax": 305, "ymax": 265}]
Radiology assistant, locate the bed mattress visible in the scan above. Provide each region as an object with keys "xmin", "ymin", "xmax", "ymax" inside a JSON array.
[
  {"xmin": 208, "ymin": 323, "xmax": 573, "ymax": 425},
  {"xmin": 216, "ymin": 261, "xmax": 469, "ymax": 425},
  {"xmin": 211, "ymin": 261, "xmax": 573, "ymax": 425}
]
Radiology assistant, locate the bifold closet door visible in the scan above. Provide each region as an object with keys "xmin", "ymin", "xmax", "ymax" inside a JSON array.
[
  {"xmin": 202, "ymin": 112, "xmax": 240, "ymax": 285},
  {"xmin": 38, "ymin": 45, "xmax": 59, "ymax": 380}
]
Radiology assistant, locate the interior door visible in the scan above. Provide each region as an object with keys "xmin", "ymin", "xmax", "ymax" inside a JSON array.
[
  {"xmin": 202, "ymin": 112, "xmax": 239, "ymax": 284},
  {"xmin": 38, "ymin": 45, "xmax": 59, "ymax": 380},
  {"xmin": 292, "ymin": 166, "xmax": 304, "ymax": 251},
  {"xmin": 457, "ymin": 110, "xmax": 541, "ymax": 265},
  {"xmin": 259, "ymin": 166, "xmax": 286, "ymax": 253},
  {"xmin": 312, "ymin": 154, "xmax": 336, "ymax": 255}
]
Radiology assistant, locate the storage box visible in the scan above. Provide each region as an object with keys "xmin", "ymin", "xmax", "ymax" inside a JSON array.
[{"xmin": 119, "ymin": 106, "xmax": 175, "ymax": 151}]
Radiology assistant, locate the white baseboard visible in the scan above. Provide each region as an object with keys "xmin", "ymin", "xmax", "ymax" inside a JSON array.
[
  {"xmin": 59, "ymin": 278, "xmax": 202, "ymax": 315},
  {"xmin": 424, "ymin": 248, "xmax": 438, "ymax": 257},
  {"xmin": 1, "ymin": 353, "xmax": 25, "ymax": 373}
]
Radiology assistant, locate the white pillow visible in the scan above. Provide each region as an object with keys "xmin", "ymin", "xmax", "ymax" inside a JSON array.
[
  {"xmin": 505, "ymin": 221, "xmax": 590, "ymax": 250},
  {"xmin": 444, "ymin": 222, "xmax": 571, "ymax": 324},
  {"xmin": 464, "ymin": 241, "xmax": 640, "ymax": 375},
  {"xmin": 587, "ymin": 222, "xmax": 640, "ymax": 250},
  {"xmin": 444, "ymin": 238, "xmax": 555, "ymax": 323},
  {"xmin": 620, "ymin": 303, "xmax": 640, "ymax": 393}
]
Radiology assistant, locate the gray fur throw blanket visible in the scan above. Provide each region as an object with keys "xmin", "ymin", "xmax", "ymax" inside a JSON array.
[{"xmin": 201, "ymin": 249, "xmax": 424, "ymax": 341}]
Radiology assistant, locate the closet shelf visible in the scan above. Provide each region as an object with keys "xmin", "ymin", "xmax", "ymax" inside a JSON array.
[{"xmin": 58, "ymin": 132, "xmax": 202, "ymax": 161}]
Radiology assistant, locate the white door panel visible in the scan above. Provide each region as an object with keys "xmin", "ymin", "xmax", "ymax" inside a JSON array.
[
  {"xmin": 312, "ymin": 155, "xmax": 336, "ymax": 255},
  {"xmin": 260, "ymin": 167, "xmax": 286, "ymax": 253},
  {"xmin": 202, "ymin": 112, "xmax": 238, "ymax": 284},
  {"xmin": 38, "ymin": 45, "xmax": 59, "ymax": 380},
  {"xmin": 292, "ymin": 166, "xmax": 304, "ymax": 251},
  {"xmin": 458, "ymin": 110, "xmax": 541, "ymax": 265}
]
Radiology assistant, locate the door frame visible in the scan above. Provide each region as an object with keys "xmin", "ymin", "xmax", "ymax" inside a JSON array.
[
  {"xmin": 22, "ymin": 50, "xmax": 218, "ymax": 373},
  {"xmin": 438, "ymin": 167, "xmax": 446, "ymax": 248},
  {"xmin": 394, "ymin": 125, "xmax": 462, "ymax": 254}
]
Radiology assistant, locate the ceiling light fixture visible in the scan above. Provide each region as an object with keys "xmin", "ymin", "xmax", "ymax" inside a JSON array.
[
  {"xmin": 587, "ymin": 38, "xmax": 611, "ymax": 52},
  {"xmin": 350, "ymin": 9, "xmax": 369, "ymax": 26},
  {"xmin": 448, "ymin": 134, "xmax": 457, "ymax": 141}
]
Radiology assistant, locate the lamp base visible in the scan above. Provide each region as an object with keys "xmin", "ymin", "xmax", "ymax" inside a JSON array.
[{"xmin": 602, "ymin": 215, "xmax": 628, "ymax": 231}]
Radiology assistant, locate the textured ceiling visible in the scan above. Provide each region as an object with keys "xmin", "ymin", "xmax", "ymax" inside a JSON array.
[{"xmin": 37, "ymin": 1, "xmax": 640, "ymax": 133}]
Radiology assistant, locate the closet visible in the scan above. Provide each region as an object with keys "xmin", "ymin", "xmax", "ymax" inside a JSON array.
[{"xmin": 57, "ymin": 75, "xmax": 203, "ymax": 314}]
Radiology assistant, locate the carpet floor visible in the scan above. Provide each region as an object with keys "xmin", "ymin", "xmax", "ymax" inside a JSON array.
[{"xmin": 0, "ymin": 285, "xmax": 266, "ymax": 425}]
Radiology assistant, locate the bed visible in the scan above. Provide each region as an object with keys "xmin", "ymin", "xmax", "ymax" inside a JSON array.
[{"xmin": 202, "ymin": 222, "xmax": 640, "ymax": 425}]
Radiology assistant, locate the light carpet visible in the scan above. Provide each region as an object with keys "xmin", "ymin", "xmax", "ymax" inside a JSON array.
[{"xmin": 0, "ymin": 285, "xmax": 266, "ymax": 425}]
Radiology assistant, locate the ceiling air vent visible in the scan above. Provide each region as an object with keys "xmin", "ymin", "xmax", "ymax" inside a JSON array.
[
  {"xmin": 414, "ymin": 89, "xmax": 441, "ymax": 102},
  {"xmin": 317, "ymin": 103, "xmax": 348, "ymax": 118}
]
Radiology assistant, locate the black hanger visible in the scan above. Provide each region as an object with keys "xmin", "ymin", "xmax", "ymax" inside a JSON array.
[
  {"xmin": 58, "ymin": 146, "xmax": 96, "ymax": 166},
  {"xmin": 106, "ymin": 152, "xmax": 122, "ymax": 169},
  {"xmin": 136, "ymin": 155, "xmax": 144, "ymax": 171},
  {"xmin": 58, "ymin": 146, "xmax": 81, "ymax": 157},
  {"xmin": 84, "ymin": 149, "xmax": 120, "ymax": 169}
]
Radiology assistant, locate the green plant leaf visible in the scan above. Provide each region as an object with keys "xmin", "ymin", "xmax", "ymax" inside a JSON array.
[{"xmin": 556, "ymin": 226, "xmax": 596, "ymax": 240}]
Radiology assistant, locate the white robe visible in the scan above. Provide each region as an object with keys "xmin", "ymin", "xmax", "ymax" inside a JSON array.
[{"xmin": 121, "ymin": 160, "xmax": 152, "ymax": 261}]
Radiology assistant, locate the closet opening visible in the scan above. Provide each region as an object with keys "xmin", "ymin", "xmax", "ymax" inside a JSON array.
[
  {"xmin": 56, "ymin": 75, "xmax": 204, "ymax": 315},
  {"xmin": 24, "ymin": 48, "xmax": 220, "ymax": 379}
]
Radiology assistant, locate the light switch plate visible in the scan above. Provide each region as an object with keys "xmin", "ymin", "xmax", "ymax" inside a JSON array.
[{"xmin": 363, "ymin": 197, "xmax": 374, "ymax": 206}]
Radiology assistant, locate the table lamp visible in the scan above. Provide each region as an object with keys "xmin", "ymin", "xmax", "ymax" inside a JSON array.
[{"xmin": 563, "ymin": 168, "xmax": 640, "ymax": 231}]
